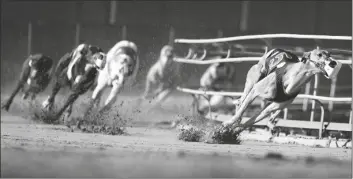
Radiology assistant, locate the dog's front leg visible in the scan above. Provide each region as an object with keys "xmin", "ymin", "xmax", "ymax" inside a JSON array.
[
  {"xmin": 2, "ymin": 63, "xmax": 31, "ymax": 111},
  {"xmin": 142, "ymin": 78, "xmax": 153, "ymax": 100},
  {"xmin": 62, "ymin": 103, "xmax": 74, "ymax": 125},
  {"xmin": 85, "ymin": 81, "xmax": 106, "ymax": 115},
  {"xmin": 243, "ymin": 100, "xmax": 293, "ymax": 140},
  {"xmin": 100, "ymin": 79, "xmax": 123, "ymax": 114},
  {"xmin": 149, "ymin": 88, "xmax": 172, "ymax": 111},
  {"xmin": 267, "ymin": 109, "xmax": 282, "ymax": 133},
  {"xmin": 235, "ymin": 64, "xmax": 264, "ymax": 111},
  {"xmin": 42, "ymin": 79, "xmax": 62, "ymax": 111},
  {"xmin": 55, "ymin": 92, "xmax": 80, "ymax": 122},
  {"xmin": 223, "ymin": 87, "xmax": 259, "ymax": 126}
]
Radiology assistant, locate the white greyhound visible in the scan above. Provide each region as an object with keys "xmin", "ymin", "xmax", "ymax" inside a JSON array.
[
  {"xmin": 85, "ymin": 40, "xmax": 139, "ymax": 117},
  {"xmin": 222, "ymin": 47, "xmax": 342, "ymax": 138}
]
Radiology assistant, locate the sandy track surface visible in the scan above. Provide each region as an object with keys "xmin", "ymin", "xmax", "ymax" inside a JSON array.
[{"xmin": 1, "ymin": 93, "xmax": 352, "ymax": 178}]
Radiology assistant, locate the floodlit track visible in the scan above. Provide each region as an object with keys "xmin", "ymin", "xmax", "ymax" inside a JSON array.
[{"xmin": 1, "ymin": 93, "xmax": 352, "ymax": 178}]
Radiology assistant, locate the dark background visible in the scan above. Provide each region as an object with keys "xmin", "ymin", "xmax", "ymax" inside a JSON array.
[{"xmin": 1, "ymin": 0, "xmax": 352, "ymax": 97}]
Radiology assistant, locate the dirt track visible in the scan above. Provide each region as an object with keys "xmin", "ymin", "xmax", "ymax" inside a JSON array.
[{"xmin": 1, "ymin": 93, "xmax": 352, "ymax": 178}]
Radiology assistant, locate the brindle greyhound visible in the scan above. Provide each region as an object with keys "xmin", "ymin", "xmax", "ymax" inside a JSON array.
[
  {"xmin": 222, "ymin": 47, "xmax": 342, "ymax": 137},
  {"xmin": 41, "ymin": 44, "xmax": 106, "ymax": 122},
  {"xmin": 2, "ymin": 54, "xmax": 53, "ymax": 111}
]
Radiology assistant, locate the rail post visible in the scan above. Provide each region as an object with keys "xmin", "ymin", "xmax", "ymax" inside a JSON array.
[
  {"xmin": 122, "ymin": 25, "xmax": 127, "ymax": 40},
  {"xmin": 349, "ymin": 102, "xmax": 353, "ymax": 124},
  {"xmin": 168, "ymin": 26, "xmax": 175, "ymax": 46},
  {"xmin": 75, "ymin": 23, "xmax": 81, "ymax": 47},
  {"xmin": 310, "ymin": 74, "xmax": 319, "ymax": 122},
  {"xmin": 283, "ymin": 108, "xmax": 288, "ymax": 120},
  {"xmin": 240, "ymin": 1, "xmax": 249, "ymax": 32},
  {"xmin": 27, "ymin": 21, "xmax": 32, "ymax": 56},
  {"xmin": 217, "ymin": 29, "xmax": 223, "ymax": 38},
  {"xmin": 109, "ymin": 0, "xmax": 117, "ymax": 25}
]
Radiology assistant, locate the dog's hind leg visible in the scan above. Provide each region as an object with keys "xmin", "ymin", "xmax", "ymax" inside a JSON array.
[
  {"xmin": 148, "ymin": 88, "xmax": 172, "ymax": 112},
  {"xmin": 224, "ymin": 73, "xmax": 277, "ymax": 126},
  {"xmin": 342, "ymin": 139, "xmax": 351, "ymax": 148},
  {"xmin": 267, "ymin": 109, "xmax": 281, "ymax": 131},
  {"xmin": 242, "ymin": 100, "xmax": 293, "ymax": 140},
  {"xmin": 236, "ymin": 64, "xmax": 264, "ymax": 111},
  {"xmin": 54, "ymin": 92, "xmax": 80, "ymax": 125},
  {"xmin": 22, "ymin": 91, "xmax": 30, "ymax": 100},
  {"xmin": 2, "ymin": 64, "xmax": 30, "ymax": 111},
  {"xmin": 266, "ymin": 109, "xmax": 282, "ymax": 139},
  {"xmin": 62, "ymin": 103, "xmax": 73, "ymax": 125},
  {"xmin": 141, "ymin": 78, "xmax": 154, "ymax": 100}
]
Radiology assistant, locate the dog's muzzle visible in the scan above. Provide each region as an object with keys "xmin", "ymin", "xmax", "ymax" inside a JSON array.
[
  {"xmin": 95, "ymin": 60, "xmax": 105, "ymax": 70},
  {"xmin": 323, "ymin": 59, "xmax": 342, "ymax": 79},
  {"xmin": 95, "ymin": 53, "xmax": 107, "ymax": 70}
]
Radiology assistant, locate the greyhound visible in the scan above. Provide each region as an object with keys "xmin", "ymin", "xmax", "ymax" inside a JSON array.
[
  {"xmin": 41, "ymin": 44, "xmax": 106, "ymax": 122},
  {"xmin": 84, "ymin": 40, "xmax": 139, "ymax": 122},
  {"xmin": 2, "ymin": 54, "xmax": 53, "ymax": 111},
  {"xmin": 194, "ymin": 62, "xmax": 237, "ymax": 115},
  {"xmin": 222, "ymin": 47, "xmax": 342, "ymax": 138},
  {"xmin": 139, "ymin": 45, "xmax": 181, "ymax": 110}
]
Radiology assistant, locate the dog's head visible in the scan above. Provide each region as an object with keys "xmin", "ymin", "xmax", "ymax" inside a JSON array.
[
  {"xmin": 107, "ymin": 53, "xmax": 135, "ymax": 78},
  {"xmin": 28, "ymin": 54, "xmax": 52, "ymax": 78},
  {"xmin": 302, "ymin": 47, "xmax": 342, "ymax": 79},
  {"xmin": 91, "ymin": 52, "xmax": 107, "ymax": 70},
  {"xmin": 160, "ymin": 45, "xmax": 174, "ymax": 63}
]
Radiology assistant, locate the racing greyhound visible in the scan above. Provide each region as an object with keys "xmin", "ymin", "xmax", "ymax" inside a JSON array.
[
  {"xmin": 222, "ymin": 47, "xmax": 342, "ymax": 138},
  {"xmin": 2, "ymin": 54, "xmax": 53, "ymax": 111},
  {"xmin": 41, "ymin": 44, "xmax": 106, "ymax": 122}
]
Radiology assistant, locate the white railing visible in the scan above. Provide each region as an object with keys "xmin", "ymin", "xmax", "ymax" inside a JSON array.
[
  {"xmin": 174, "ymin": 57, "xmax": 352, "ymax": 65},
  {"xmin": 173, "ymin": 33, "xmax": 352, "ymax": 139},
  {"xmin": 176, "ymin": 87, "xmax": 352, "ymax": 103},
  {"xmin": 175, "ymin": 33, "xmax": 352, "ymax": 44}
]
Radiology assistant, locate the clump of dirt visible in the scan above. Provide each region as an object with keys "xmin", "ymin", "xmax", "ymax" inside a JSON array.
[
  {"xmin": 178, "ymin": 126, "xmax": 205, "ymax": 142},
  {"xmin": 27, "ymin": 100, "xmax": 129, "ymax": 136},
  {"xmin": 175, "ymin": 115, "xmax": 243, "ymax": 144},
  {"xmin": 78, "ymin": 122, "xmax": 126, "ymax": 135},
  {"xmin": 68, "ymin": 107, "xmax": 129, "ymax": 136},
  {"xmin": 208, "ymin": 125, "xmax": 243, "ymax": 144},
  {"xmin": 28, "ymin": 102, "xmax": 61, "ymax": 124}
]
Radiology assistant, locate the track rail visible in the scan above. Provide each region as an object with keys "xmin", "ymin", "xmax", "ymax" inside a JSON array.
[{"xmin": 175, "ymin": 33, "xmax": 352, "ymax": 44}]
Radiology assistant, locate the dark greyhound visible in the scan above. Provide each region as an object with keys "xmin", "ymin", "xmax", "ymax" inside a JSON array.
[
  {"xmin": 41, "ymin": 44, "xmax": 106, "ymax": 122},
  {"xmin": 2, "ymin": 54, "xmax": 53, "ymax": 111}
]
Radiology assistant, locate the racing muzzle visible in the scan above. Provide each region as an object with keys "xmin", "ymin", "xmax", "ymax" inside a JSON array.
[
  {"xmin": 323, "ymin": 58, "xmax": 342, "ymax": 79},
  {"xmin": 94, "ymin": 53, "xmax": 107, "ymax": 70}
]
